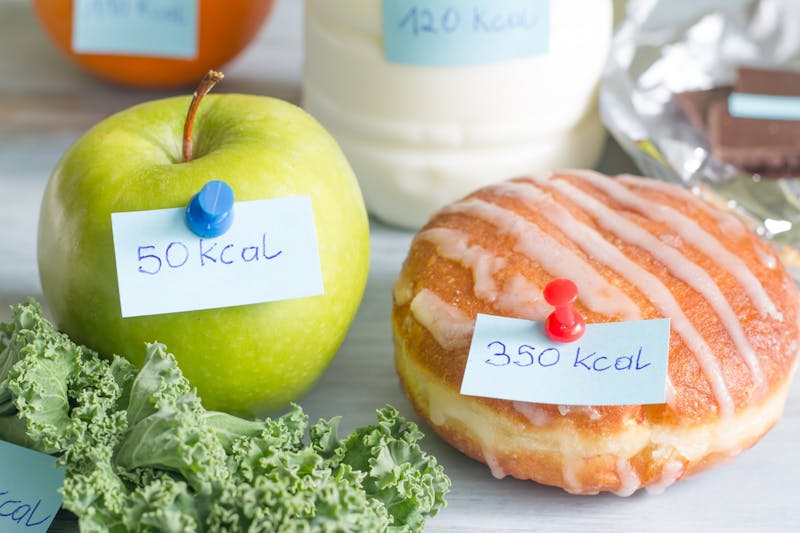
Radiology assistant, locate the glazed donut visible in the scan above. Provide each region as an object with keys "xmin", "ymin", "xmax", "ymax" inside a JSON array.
[{"xmin": 392, "ymin": 170, "xmax": 800, "ymax": 495}]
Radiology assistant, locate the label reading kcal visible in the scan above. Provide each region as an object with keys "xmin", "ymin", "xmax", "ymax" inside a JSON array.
[
  {"xmin": 382, "ymin": 0, "xmax": 550, "ymax": 66},
  {"xmin": 111, "ymin": 196, "xmax": 323, "ymax": 317},
  {"xmin": 72, "ymin": 0, "xmax": 198, "ymax": 58},
  {"xmin": 461, "ymin": 314, "xmax": 670, "ymax": 406},
  {"xmin": 0, "ymin": 440, "xmax": 64, "ymax": 533}
]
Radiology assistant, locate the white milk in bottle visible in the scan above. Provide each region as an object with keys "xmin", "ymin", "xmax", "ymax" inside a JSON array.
[{"xmin": 303, "ymin": 0, "xmax": 612, "ymax": 228}]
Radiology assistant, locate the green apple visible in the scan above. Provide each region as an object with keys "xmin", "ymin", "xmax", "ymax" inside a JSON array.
[{"xmin": 37, "ymin": 76, "xmax": 370, "ymax": 416}]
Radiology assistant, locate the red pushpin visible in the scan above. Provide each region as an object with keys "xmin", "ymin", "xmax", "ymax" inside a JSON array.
[{"xmin": 544, "ymin": 278, "xmax": 586, "ymax": 343}]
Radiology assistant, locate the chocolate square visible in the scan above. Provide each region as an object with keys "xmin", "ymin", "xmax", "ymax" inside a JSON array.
[
  {"xmin": 709, "ymin": 100, "xmax": 800, "ymax": 176},
  {"xmin": 675, "ymin": 86, "xmax": 732, "ymax": 133},
  {"xmin": 675, "ymin": 67, "xmax": 800, "ymax": 177},
  {"xmin": 735, "ymin": 66, "xmax": 800, "ymax": 96}
]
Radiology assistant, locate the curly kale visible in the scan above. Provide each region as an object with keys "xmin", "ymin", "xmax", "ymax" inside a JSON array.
[{"xmin": 0, "ymin": 300, "xmax": 450, "ymax": 532}]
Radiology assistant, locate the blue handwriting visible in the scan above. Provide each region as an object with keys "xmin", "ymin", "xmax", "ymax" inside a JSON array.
[
  {"xmin": 484, "ymin": 342, "xmax": 651, "ymax": 373},
  {"xmin": 0, "ymin": 490, "xmax": 52, "ymax": 528},
  {"xmin": 137, "ymin": 232, "xmax": 282, "ymax": 275},
  {"xmin": 84, "ymin": 0, "xmax": 189, "ymax": 25},
  {"xmin": 397, "ymin": 4, "xmax": 540, "ymax": 36}
]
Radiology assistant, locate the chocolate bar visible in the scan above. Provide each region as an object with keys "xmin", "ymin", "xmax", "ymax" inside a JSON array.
[
  {"xmin": 735, "ymin": 66, "xmax": 800, "ymax": 96},
  {"xmin": 675, "ymin": 86, "xmax": 732, "ymax": 132},
  {"xmin": 675, "ymin": 67, "xmax": 800, "ymax": 177},
  {"xmin": 709, "ymin": 100, "xmax": 800, "ymax": 175}
]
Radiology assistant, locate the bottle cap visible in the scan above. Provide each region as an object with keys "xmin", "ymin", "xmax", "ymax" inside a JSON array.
[
  {"xmin": 544, "ymin": 278, "xmax": 586, "ymax": 343},
  {"xmin": 185, "ymin": 180, "xmax": 234, "ymax": 238}
]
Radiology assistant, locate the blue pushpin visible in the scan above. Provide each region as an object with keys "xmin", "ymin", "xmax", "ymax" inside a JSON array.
[{"xmin": 185, "ymin": 180, "xmax": 234, "ymax": 238}]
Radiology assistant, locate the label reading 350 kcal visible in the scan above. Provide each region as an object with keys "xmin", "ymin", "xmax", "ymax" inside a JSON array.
[
  {"xmin": 111, "ymin": 196, "xmax": 323, "ymax": 317},
  {"xmin": 461, "ymin": 314, "xmax": 670, "ymax": 406}
]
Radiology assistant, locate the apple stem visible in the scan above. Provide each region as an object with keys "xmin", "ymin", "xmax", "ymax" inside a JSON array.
[{"xmin": 182, "ymin": 70, "xmax": 225, "ymax": 163}]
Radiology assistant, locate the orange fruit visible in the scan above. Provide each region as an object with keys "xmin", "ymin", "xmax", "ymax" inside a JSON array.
[{"xmin": 32, "ymin": 0, "xmax": 275, "ymax": 88}]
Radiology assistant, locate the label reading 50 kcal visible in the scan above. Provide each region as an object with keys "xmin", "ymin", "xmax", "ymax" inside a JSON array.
[{"xmin": 111, "ymin": 196, "xmax": 323, "ymax": 318}]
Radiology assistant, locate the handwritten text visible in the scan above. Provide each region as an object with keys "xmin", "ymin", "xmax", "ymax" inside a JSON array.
[
  {"xmin": 136, "ymin": 232, "xmax": 282, "ymax": 275},
  {"xmin": 460, "ymin": 314, "xmax": 670, "ymax": 406},
  {"xmin": 397, "ymin": 5, "xmax": 540, "ymax": 36},
  {"xmin": 78, "ymin": 0, "xmax": 190, "ymax": 25},
  {"xmin": 0, "ymin": 490, "xmax": 53, "ymax": 529},
  {"xmin": 484, "ymin": 341, "xmax": 653, "ymax": 373},
  {"xmin": 111, "ymin": 196, "xmax": 323, "ymax": 317},
  {"xmin": 383, "ymin": 0, "xmax": 550, "ymax": 66},
  {"xmin": 72, "ymin": 0, "xmax": 198, "ymax": 58}
]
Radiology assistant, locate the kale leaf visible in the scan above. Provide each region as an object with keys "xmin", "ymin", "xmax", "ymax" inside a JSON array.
[{"xmin": 0, "ymin": 300, "xmax": 450, "ymax": 532}]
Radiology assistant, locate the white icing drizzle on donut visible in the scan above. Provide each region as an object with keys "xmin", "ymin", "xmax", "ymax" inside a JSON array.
[
  {"xmin": 557, "ymin": 404, "xmax": 602, "ymax": 420},
  {"xmin": 543, "ymin": 177, "xmax": 764, "ymax": 397},
  {"xmin": 512, "ymin": 401, "xmax": 552, "ymax": 426},
  {"xmin": 418, "ymin": 228, "xmax": 554, "ymax": 321},
  {"xmin": 617, "ymin": 174, "xmax": 747, "ymax": 235},
  {"xmin": 613, "ymin": 458, "xmax": 641, "ymax": 497},
  {"xmin": 753, "ymin": 240, "xmax": 779, "ymax": 270},
  {"xmin": 428, "ymin": 402, "xmax": 446, "ymax": 426},
  {"xmin": 496, "ymin": 275, "xmax": 551, "ymax": 321},
  {"xmin": 507, "ymin": 177, "xmax": 738, "ymax": 411},
  {"xmin": 664, "ymin": 376, "xmax": 677, "ymax": 408},
  {"xmin": 443, "ymin": 198, "xmax": 641, "ymax": 320},
  {"xmin": 570, "ymin": 169, "xmax": 780, "ymax": 320},
  {"xmin": 409, "ymin": 289, "xmax": 474, "ymax": 350},
  {"xmin": 645, "ymin": 460, "xmax": 684, "ymax": 495},
  {"xmin": 561, "ymin": 460, "xmax": 584, "ymax": 495},
  {"xmin": 404, "ymin": 173, "xmax": 785, "ymax": 422},
  {"xmin": 492, "ymin": 181, "xmax": 702, "ymax": 410},
  {"xmin": 483, "ymin": 450, "xmax": 507, "ymax": 479},
  {"xmin": 417, "ymin": 227, "xmax": 506, "ymax": 302},
  {"xmin": 393, "ymin": 270, "xmax": 414, "ymax": 306}
]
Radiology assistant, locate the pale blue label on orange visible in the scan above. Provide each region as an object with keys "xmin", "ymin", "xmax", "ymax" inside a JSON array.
[
  {"xmin": 461, "ymin": 314, "xmax": 670, "ymax": 405},
  {"xmin": 111, "ymin": 196, "xmax": 324, "ymax": 317},
  {"xmin": 72, "ymin": 0, "xmax": 198, "ymax": 58},
  {"xmin": 0, "ymin": 441, "xmax": 64, "ymax": 533},
  {"xmin": 641, "ymin": 0, "xmax": 751, "ymax": 31},
  {"xmin": 383, "ymin": 0, "xmax": 550, "ymax": 66}
]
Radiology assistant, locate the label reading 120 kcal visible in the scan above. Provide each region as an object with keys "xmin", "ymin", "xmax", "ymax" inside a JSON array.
[
  {"xmin": 111, "ymin": 196, "xmax": 323, "ymax": 318},
  {"xmin": 461, "ymin": 314, "xmax": 670, "ymax": 406},
  {"xmin": 382, "ymin": 0, "xmax": 550, "ymax": 66}
]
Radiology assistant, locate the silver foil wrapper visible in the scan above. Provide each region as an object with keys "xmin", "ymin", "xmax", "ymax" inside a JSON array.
[{"xmin": 600, "ymin": 0, "xmax": 800, "ymax": 260}]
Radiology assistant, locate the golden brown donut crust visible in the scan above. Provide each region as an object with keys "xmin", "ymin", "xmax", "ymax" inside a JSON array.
[{"xmin": 392, "ymin": 171, "xmax": 800, "ymax": 494}]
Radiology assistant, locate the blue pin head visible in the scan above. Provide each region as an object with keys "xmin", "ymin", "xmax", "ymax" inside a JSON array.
[{"xmin": 186, "ymin": 180, "xmax": 235, "ymax": 238}]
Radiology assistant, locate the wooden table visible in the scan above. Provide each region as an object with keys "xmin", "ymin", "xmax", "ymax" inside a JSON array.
[{"xmin": 1, "ymin": 1, "xmax": 798, "ymax": 531}]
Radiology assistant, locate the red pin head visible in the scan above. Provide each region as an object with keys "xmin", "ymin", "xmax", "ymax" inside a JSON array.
[{"xmin": 544, "ymin": 278, "xmax": 586, "ymax": 343}]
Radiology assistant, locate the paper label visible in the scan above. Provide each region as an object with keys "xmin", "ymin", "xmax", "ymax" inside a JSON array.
[
  {"xmin": 382, "ymin": 0, "xmax": 550, "ymax": 66},
  {"xmin": 461, "ymin": 314, "xmax": 670, "ymax": 406},
  {"xmin": 111, "ymin": 196, "xmax": 324, "ymax": 318},
  {"xmin": 0, "ymin": 441, "xmax": 64, "ymax": 533},
  {"xmin": 72, "ymin": 0, "xmax": 198, "ymax": 58},
  {"xmin": 728, "ymin": 93, "xmax": 800, "ymax": 121}
]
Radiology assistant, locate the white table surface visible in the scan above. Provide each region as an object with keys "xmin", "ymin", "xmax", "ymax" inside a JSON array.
[{"xmin": 1, "ymin": 1, "xmax": 798, "ymax": 532}]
